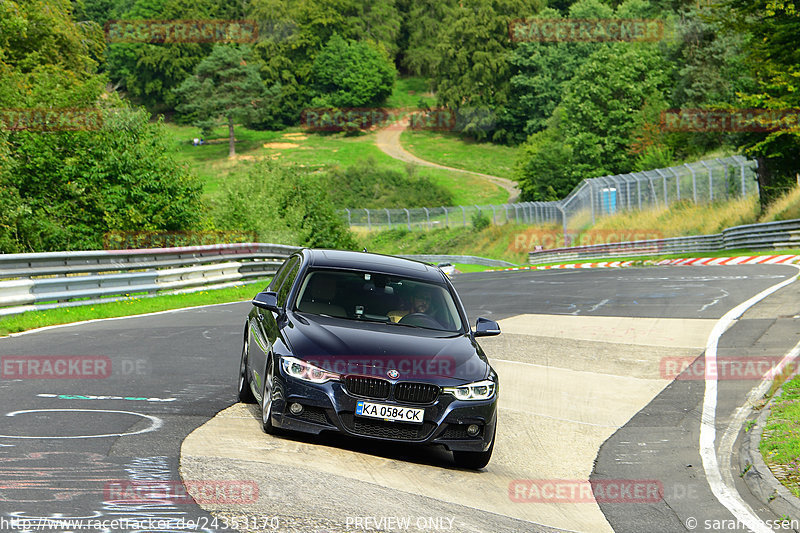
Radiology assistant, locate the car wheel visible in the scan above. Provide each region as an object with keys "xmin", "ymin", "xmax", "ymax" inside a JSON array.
[
  {"xmin": 453, "ymin": 427, "xmax": 495, "ymax": 470},
  {"xmin": 261, "ymin": 356, "xmax": 278, "ymax": 434},
  {"xmin": 237, "ymin": 329, "xmax": 256, "ymax": 403}
]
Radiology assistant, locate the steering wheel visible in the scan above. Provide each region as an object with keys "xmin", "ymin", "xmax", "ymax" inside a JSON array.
[{"xmin": 398, "ymin": 312, "xmax": 442, "ymax": 329}]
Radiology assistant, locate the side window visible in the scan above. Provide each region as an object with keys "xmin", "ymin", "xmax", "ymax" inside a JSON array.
[
  {"xmin": 276, "ymin": 257, "xmax": 301, "ymax": 307},
  {"xmin": 269, "ymin": 255, "xmax": 296, "ymax": 292}
]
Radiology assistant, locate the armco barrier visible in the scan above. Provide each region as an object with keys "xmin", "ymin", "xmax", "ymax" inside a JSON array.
[
  {"xmin": 528, "ymin": 219, "xmax": 800, "ymax": 264},
  {"xmin": 0, "ymin": 243, "xmax": 298, "ymax": 317}
]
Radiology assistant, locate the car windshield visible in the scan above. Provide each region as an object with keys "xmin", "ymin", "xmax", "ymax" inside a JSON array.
[{"xmin": 293, "ymin": 269, "xmax": 463, "ymax": 332}]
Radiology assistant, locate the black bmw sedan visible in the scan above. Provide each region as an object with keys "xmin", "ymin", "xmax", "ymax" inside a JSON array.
[{"xmin": 237, "ymin": 249, "xmax": 501, "ymax": 469}]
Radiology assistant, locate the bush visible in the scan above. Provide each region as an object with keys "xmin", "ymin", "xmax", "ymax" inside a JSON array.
[
  {"xmin": 213, "ymin": 161, "xmax": 357, "ymax": 250},
  {"xmin": 471, "ymin": 210, "xmax": 491, "ymax": 231},
  {"xmin": 322, "ymin": 160, "xmax": 453, "ymax": 208},
  {"xmin": 1, "ymin": 106, "xmax": 203, "ymax": 252}
]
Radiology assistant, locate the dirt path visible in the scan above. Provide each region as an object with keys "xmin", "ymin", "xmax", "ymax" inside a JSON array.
[{"xmin": 375, "ymin": 121, "xmax": 520, "ymax": 203}]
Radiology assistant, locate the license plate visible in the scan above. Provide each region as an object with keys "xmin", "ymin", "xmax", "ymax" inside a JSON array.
[{"xmin": 355, "ymin": 401, "xmax": 424, "ymax": 424}]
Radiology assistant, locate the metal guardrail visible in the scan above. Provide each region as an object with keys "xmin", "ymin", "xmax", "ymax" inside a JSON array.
[
  {"xmin": 528, "ymin": 219, "xmax": 800, "ymax": 264},
  {"xmin": 0, "ymin": 243, "xmax": 298, "ymax": 317}
]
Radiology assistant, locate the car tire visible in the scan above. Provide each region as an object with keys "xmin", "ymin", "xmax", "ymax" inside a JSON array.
[
  {"xmin": 261, "ymin": 356, "xmax": 279, "ymax": 434},
  {"xmin": 453, "ymin": 428, "xmax": 495, "ymax": 469},
  {"xmin": 237, "ymin": 329, "xmax": 256, "ymax": 403}
]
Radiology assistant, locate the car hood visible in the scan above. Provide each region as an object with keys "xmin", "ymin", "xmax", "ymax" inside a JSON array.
[{"xmin": 284, "ymin": 313, "xmax": 490, "ymax": 384}]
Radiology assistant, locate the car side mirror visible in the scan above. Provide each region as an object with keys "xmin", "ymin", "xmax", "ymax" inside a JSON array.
[
  {"xmin": 474, "ymin": 317, "xmax": 501, "ymax": 337},
  {"xmin": 252, "ymin": 291, "xmax": 279, "ymax": 312}
]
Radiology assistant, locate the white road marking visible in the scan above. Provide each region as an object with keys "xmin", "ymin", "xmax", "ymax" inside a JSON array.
[
  {"xmin": 0, "ymin": 409, "xmax": 163, "ymax": 439},
  {"xmin": 700, "ymin": 265, "xmax": 800, "ymax": 533}
]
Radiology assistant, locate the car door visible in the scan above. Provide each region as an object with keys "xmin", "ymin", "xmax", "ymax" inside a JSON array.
[{"xmin": 249, "ymin": 255, "xmax": 301, "ymax": 396}]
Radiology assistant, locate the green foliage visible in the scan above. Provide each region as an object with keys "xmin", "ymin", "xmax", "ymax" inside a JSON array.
[
  {"xmin": 2, "ymin": 106, "xmax": 202, "ymax": 252},
  {"xmin": 214, "ymin": 162, "xmax": 357, "ymax": 249},
  {"xmin": 248, "ymin": 0, "xmax": 402, "ymax": 126},
  {"xmin": 516, "ymin": 44, "xmax": 672, "ymax": 200},
  {"xmin": 716, "ymin": 0, "xmax": 800, "ymax": 209},
  {"xmin": 471, "ymin": 210, "xmax": 491, "ymax": 231},
  {"xmin": 433, "ymin": 0, "xmax": 540, "ymax": 141},
  {"xmin": 310, "ymin": 35, "xmax": 396, "ymax": 108},
  {"xmin": 322, "ymin": 159, "xmax": 453, "ymax": 208},
  {"xmin": 104, "ymin": 0, "xmax": 225, "ymax": 112},
  {"xmin": 401, "ymin": 0, "xmax": 458, "ymax": 76},
  {"xmin": 174, "ymin": 45, "xmax": 272, "ymax": 156},
  {"xmin": 0, "ymin": 0, "xmax": 104, "ymax": 74}
]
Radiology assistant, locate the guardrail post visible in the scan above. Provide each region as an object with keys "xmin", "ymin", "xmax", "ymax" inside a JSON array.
[
  {"xmin": 684, "ymin": 163, "xmax": 697, "ymax": 203},
  {"xmin": 699, "ymin": 160, "xmax": 713, "ymax": 202},
  {"xmin": 739, "ymin": 160, "xmax": 746, "ymax": 196},
  {"xmin": 404, "ymin": 208, "xmax": 411, "ymax": 230},
  {"xmin": 716, "ymin": 158, "xmax": 729, "ymax": 198},
  {"xmin": 655, "ymin": 169, "xmax": 669, "ymax": 206},
  {"xmin": 365, "ymin": 208, "xmax": 371, "ymax": 230},
  {"xmin": 669, "ymin": 167, "xmax": 681, "ymax": 202}
]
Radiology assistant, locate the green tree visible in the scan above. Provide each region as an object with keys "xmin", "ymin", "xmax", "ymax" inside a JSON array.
[
  {"xmin": 104, "ymin": 0, "xmax": 228, "ymax": 112},
  {"xmin": 174, "ymin": 45, "xmax": 268, "ymax": 158},
  {"xmin": 248, "ymin": 0, "xmax": 402, "ymax": 126},
  {"xmin": 401, "ymin": 0, "xmax": 458, "ymax": 76},
  {"xmin": 310, "ymin": 34, "xmax": 396, "ymax": 108},
  {"xmin": 717, "ymin": 0, "xmax": 800, "ymax": 209},
  {"xmin": 516, "ymin": 44, "xmax": 671, "ymax": 200},
  {"xmin": 432, "ymin": 0, "xmax": 541, "ymax": 141}
]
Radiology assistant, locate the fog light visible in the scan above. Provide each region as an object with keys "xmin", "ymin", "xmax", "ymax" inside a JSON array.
[
  {"xmin": 466, "ymin": 424, "xmax": 480, "ymax": 437},
  {"xmin": 289, "ymin": 402, "xmax": 304, "ymax": 415}
]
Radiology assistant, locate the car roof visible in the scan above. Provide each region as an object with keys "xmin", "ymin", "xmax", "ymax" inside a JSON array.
[{"xmin": 304, "ymin": 249, "xmax": 445, "ymax": 282}]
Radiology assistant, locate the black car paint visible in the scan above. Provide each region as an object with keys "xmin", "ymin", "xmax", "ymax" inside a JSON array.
[{"xmin": 241, "ymin": 249, "xmax": 499, "ymax": 460}]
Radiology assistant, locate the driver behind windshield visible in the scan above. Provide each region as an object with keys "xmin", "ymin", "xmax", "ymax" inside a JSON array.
[{"xmin": 388, "ymin": 286, "xmax": 434, "ymax": 323}]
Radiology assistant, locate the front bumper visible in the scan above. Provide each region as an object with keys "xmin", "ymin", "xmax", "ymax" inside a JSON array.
[{"xmin": 267, "ymin": 374, "xmax": 497, "ymax": 452}]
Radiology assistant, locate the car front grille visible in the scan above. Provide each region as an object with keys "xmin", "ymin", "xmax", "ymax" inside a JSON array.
[
  {"xmin": 348, "ymin": 417, "xmax": 435, "ymax": 441},
  {"xmin": 395, "ymin": 382, "xmax": 440, "ymax": 404},
  {"xmin": 344, "ymin": 376, "xmax": 390, "ymax": 399}
]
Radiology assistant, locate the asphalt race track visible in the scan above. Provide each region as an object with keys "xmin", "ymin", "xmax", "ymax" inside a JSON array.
[{"xmin": 1, "ymin": 265, "xmax": 799, "ymax": 533}]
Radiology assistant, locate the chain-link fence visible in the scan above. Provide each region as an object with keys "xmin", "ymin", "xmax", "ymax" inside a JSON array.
[{"xmin": 343, "ymin": 156, "xmax": 758, "ymax": 232}]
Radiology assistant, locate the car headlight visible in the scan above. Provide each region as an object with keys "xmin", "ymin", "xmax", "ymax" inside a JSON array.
[
  {"xmin": 280, "ymin": 356, "xmax": 340, "ymax": 384},
  {"xmin": 443, "ymin": 379, "xmax": 496, "ymax": 401}
]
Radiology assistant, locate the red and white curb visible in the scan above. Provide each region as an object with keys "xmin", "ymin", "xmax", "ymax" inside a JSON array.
[{"xmin": 489, "ymin": 255, "xmax": 800, "ymax": 272}]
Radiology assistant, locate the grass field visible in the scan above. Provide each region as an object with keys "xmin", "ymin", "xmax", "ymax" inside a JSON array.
[
  {"xmin": 400, "ymin": 129, "xmax": 519, "ymax": 179},
  {"xmin": 760, "ymin": 375, "xmax": 800, "ymax": 498},
  {"xmin": 166, "ymin": 124, "xmax": 507, "ymax": 205}
]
